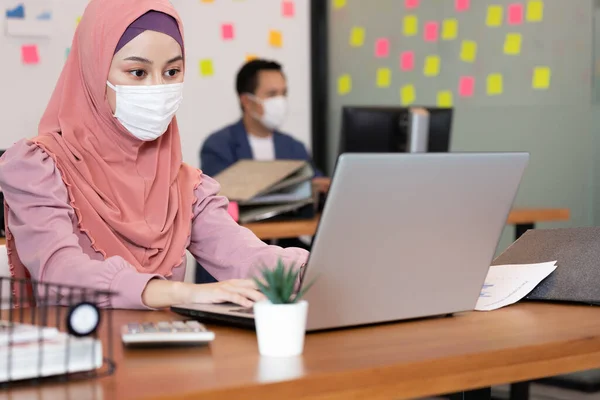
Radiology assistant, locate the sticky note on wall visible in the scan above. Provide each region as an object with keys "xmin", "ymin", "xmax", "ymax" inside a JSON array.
[
  {"xmin": 405, "ymin": 0, "xmax": 419, "ymax": 9},
  {"xmin": 442, "ymin": 19, "xmax": 458, "ymax": 40},
  {"xmin": 338, "ymin": 74, "xmax": 352, "ymax": 95},
  {"xmin": 375, "ymin": 38, "xmax": 390, "ymax": 57},
  {"xmin": 424, "ymin": 55, "xmax": 440, "ymax": 77},
  {"xmin": 333, "ymin": 0, "xmax": 346, "ymax": 9},
  {"xmin": 460, "ymin": 40, "xmax": 477, "ymax": 62},
  {"xmin": 269, "ymin": 30, "xmax": 283, "ymax": 47},
  {"xmin": 532, "ymin": 66, "xmax": 551, "ymax": 89},
  {"xmin": 221, "ymin": 23, "xmax": 234, "ymax": 40},
  {"xmin": 486, "ymin": 5, "xmax": 503, "ymax": 27},
  {"xmin": 282, "ymin": 1, "xmax": 295, "ymax": 17},
  {"xmin": 526, "ymin": 0, "xmax": 543, "ymax": 22},
  {"xmin": 507, "ymin": 3, "xmax": 524, "ymax": 25},
  {"xmin": 504, "ymin": 33, "xmax": 522, "ymax": 55},
  {"xmin": 437, "ymin": 91, "xmax": 453, "ymax": 108},
  {"xmin": 487, "ymin": 73, "xmax": 503, "ymax": 95},
  {"xmin": 376, "ymin": 68, "xmax": 391, "ymax": 88},
  {"xmin": 455, "ymin": 0, "xmax": 470, "ymax": 12},
  {"xmin": 458, "ymin": 76, "xmax": 475, "ymax": 97},
  {"xmin": 424, "ymin": 21, "xmax": 439, "ymax": 42},
  {"xmin": 400, "ymin": 84, "xmax": 416, "ymax": 105},
  {"xmin": 400, "ymin": 51, "xmax": 415, "ymax": 71},
  {"xmin": 21, "ymin": 45, "xmax": 39, "ymax": 65},
  {"xmin": 350, "ymin": 26, "xmax": 365, "ymax": 47},
  {"xmin": 199, "ymin": 59, "xmax": 214, "ymax": 76},
  {"xmin": 403, "ymin": 15, "xmax": 418, "ymax": 36}
]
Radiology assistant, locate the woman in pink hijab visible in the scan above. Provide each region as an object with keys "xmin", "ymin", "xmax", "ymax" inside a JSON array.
[{"xmin": 0, "ymin": 0, "xmax": 308, "ymax": 309}]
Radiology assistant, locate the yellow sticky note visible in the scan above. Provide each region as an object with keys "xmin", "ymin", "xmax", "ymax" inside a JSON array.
[
  {"xmin": 460, "ymin": 40, "xmax": 477, "ymax": 63},
  {"xmin": 338, "ymin": 74, "xmax": 352, "ymax": 95},
  {"xmin": 199, "ymin": 59, "xmax": 214, "ymax": 76},
  {"xmin": 246, "ymin": 54, "xmax": 258, "ymax": 62},
  {"xmin": 487, "ymin": 73, "xmax": 503, "ymax": 95},
  {"xmin": 442, "ymin": 19, "xmax": 458, "ymax": 40},
  {"xmin": 333, "ymin": 0, "xmax": 347, "ymax": 9},
  {"xmin": 403, "ymin": 15, "xmax": 418, "ymax": 37},
  {"xmin": 376, "ymin": 68, "xmax": 391, "ymax": 88},
  {"xmin": 269, "ymin": 30, "xmax": 283, "ymax": 48},
  {"xmin": 400, "ymin": 84, "xmax": 416, "ymax": 106},
  {"xmin": 486, "ymin": 5, "xmax": 503, "ymax": 27},
  {"xmin": 437, "ymin": 91, "xmax": 453, "ymax": 108},
  {"xmin": 532, "ymin": 66, "xmax": 551, "ymax": 89},
  {"xmin": 424, "ymin": 55, "xmax": 440, "ymax": 77},
  {"xmin": 526, "ymin": 0, "xmax": 544, "ymax": 22},
  {"xmin": 504, "ymin": 33, "xmax": 522, "ymax": 55},
  {"xmin": 349, "ymin": 26, "xmax": 365, "ymax": 47}
]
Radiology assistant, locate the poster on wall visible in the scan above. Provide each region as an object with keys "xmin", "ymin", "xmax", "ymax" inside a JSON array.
[{"xmin": 4, "ymin": 2, "xmax": 53, "ymax": 37}]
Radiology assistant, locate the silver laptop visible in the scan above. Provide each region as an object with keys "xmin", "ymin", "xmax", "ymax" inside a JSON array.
[{"xmin": 172, "ymin": 152, "xmax": 529, "ymax": 332}]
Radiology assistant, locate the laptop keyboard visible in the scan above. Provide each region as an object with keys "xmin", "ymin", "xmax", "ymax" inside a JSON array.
[{"xmin": 231, "ymin": 307, "xmax": 254, "ymax": 315}]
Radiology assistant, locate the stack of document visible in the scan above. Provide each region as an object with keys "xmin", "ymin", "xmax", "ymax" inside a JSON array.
[
  {"xmin": 475, "ymin": 261, "xmax": 558, "ymax": 311},
  {"xmin": 0, "ymin": 321, "xmax": 103, "ymax": 382},
  {"xmin": 215, "ymin": 160, "xmax": 315, "ymax": 224}
]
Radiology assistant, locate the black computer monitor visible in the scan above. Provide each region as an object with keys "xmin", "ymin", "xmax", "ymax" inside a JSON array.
[{"xmin": 339, "ymin": 106, "xmax": 453, "ymax": 154}]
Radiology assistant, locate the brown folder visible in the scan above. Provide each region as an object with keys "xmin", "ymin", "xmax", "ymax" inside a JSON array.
[{"xmin": 214, "ymin": 160, "xmax": 314, "ymax": 205}]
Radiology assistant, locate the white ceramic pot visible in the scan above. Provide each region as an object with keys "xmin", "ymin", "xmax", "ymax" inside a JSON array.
[{"xmin": 254, "ymin": 300, "xmax": 308, "ymax": 357}]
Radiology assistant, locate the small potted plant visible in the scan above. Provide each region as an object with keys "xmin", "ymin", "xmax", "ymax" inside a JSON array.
[{"xmin": 253, "ymin": 259, "xmax": 315, "ymax": 357}]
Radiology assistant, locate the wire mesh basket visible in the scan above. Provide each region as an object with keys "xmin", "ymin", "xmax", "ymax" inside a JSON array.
[{"xmin": 0, "ymin": 276, "xmax": 116, "ymax": 388}]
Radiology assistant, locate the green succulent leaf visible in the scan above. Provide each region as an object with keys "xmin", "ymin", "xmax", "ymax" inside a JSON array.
[{"xmin": 253, "ymin": 258, "xmax": 315, "ymax": 304}]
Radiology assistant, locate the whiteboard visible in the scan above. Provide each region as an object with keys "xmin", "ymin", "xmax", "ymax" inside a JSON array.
[{"xmin": 0, "ymin": 0, "xmax": 312, "ymax": 167}]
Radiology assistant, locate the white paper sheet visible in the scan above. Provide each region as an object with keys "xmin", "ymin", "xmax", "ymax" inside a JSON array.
[{"xmin": 475, "ymin": 261, "xmax": 558, "ymax": 311}]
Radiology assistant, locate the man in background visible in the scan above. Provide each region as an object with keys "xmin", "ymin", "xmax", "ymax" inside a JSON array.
[
  {"xmin": 200, "ymin": 59, "xmax": 330, "ymax": 193},
  {"xmin": 197, "ymin": 60, "xmax": 326, "ymax": 283}
]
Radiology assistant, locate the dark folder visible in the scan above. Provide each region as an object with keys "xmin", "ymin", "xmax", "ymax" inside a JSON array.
[{"xmin": 492, "ymin": 227, "xmax": 600, "ymax": 305}]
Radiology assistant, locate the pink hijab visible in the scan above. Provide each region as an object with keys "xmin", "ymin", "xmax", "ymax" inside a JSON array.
[{"xmin": 7, "ymin": 0, "xmax": 200, "ymax": 300}]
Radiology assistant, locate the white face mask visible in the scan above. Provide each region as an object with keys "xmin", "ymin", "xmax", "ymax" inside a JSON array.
[
  {"xmin": 249, "ymin": 95, "xmax": 288, "ymax": 131},
  {"xmin": 107, "ymin": 81, "xmax": 183, "ymax": 141}
]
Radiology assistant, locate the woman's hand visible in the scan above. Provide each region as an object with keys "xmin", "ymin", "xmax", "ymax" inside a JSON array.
[
  {"xmin": 182, "ymin": 279, "xmax": 266, "ymax": 308},
  {"xmin": 142, "ymin": 278, "xmax": 266, "ymax": 309}
]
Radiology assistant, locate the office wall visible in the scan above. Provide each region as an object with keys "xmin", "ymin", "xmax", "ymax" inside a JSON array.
[
  {"xmin": 328, "ymin": 0, "xmax": 595, "ymax": 250},
  {"xmin": 0, "ymin": 0, "xmax": 312, "ymax": 167}
]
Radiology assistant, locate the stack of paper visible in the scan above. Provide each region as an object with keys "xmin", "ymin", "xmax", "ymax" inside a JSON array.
[
  {"xmin": 215, "ymin": 160, "xmax": 315, "ymax": 224},
  {"xmin": 0, "ymin": 322, "xmax": 102, "ymax": 382},
  {"xmin": 475, "ymin": 261, "xmax": 557, "ymax": 311}
]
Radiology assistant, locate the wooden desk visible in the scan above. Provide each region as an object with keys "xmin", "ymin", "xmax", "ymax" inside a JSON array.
[
  {"xmin": 4, "ymin": 303, "xmax": 600, "ymax": 400},
  {"xmin": 242, "ymin": 208, "xmax": 570, "ymax": 241}
]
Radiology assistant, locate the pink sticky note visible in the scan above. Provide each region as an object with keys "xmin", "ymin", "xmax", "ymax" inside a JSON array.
[
  {"xmin": 21, "ymin": 45, "xmax": 40, "ymax": 65},
  {"xmin": 455, "ymin": 0, "xmax": 470, "ymax": 12},
  {"xmin": 400, "ymin": 51, "xmax": 415, "ymax": 71},
  {"xmin": 424, "ymin": 21, "xmax": 439, "ymax": 42},
  {"xmin": 221, "ymin": 23, "xmax": 234, "ymax": 40},
  {"xmin": 405, "ymin": 0, "xmax": 419, "ymax": 9},
  {"xmin": 228, "ymin": 201, "xmax": 240, "ymax": 222},
  {"xmin": 458, "ymin": 76, "xmax": 475, "ymax": 97},
  {"xmin": 375, "ymin": 38, "xmax": 390, "ymax": 58},
  {"xmin": 507, "ymin": 3, "xmax": 523, "ymax": 25},
  {"xmin": 282, "ymin": 1, "xmax": 295, "ymax": 17}
]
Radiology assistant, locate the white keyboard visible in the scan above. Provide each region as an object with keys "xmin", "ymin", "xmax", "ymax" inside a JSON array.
[{"xmin": 121, "ymin": 320, "xmax": 215, "ymax": 347}]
